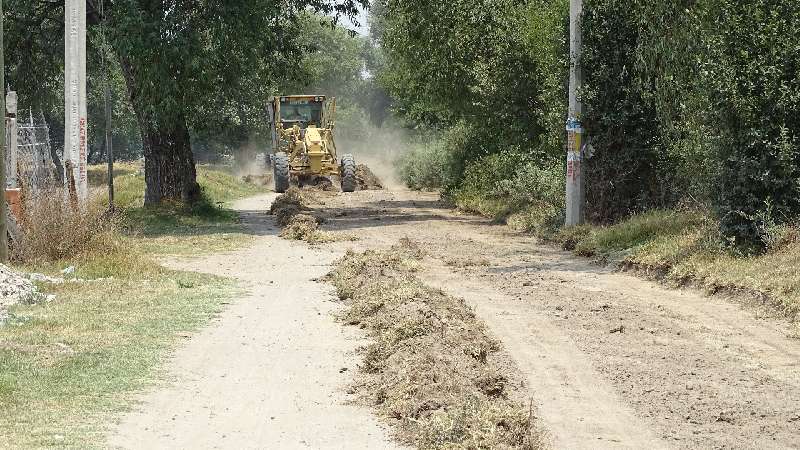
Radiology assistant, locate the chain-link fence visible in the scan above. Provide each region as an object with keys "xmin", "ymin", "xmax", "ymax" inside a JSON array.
[{"xmin": 5, "ymin": 111, "xmax": 62, "ymax": 195}]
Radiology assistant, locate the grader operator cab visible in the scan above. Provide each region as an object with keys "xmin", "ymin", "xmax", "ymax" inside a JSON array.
[{"xmin": 268, "ymin": 95, "xmax": 356, "ymax": 193}]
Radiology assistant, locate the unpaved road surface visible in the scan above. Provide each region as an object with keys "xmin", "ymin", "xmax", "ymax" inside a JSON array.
[
  {"xmin": 109, "ymin": 194, "xmax": 401, "ymax": 450},
  {"xmin": 111, "ymin": 188, "xmax": 800, "ymax": 450},
  {"xmin": 312, "ymin": 189, "xmax": 800, "ymax": 450}
]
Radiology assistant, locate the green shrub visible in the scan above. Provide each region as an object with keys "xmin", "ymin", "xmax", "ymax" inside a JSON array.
[
  {"xmin": 450, "ymin": 151, "xmax": 520, "ymax": 218},
  {"xmin": 582, "ymin": 0, "xmax": 800, "ymax": 248},
  {"xmin": 498, "ymin": 160, "xmax": 565, "ymax": 211},
  {"xmin": 450, "ymin": 149, "xmax": 565, "ymax": 232},
  {"xmin": 396, "ymin": 141, "xmax": 457, "ymax": 190}
]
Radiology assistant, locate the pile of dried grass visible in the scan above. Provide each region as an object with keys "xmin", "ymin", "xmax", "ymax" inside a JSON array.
[
  {"xmin": 269, "ymin": 187, "xmax": 310, "ymax": 227},
  {"xmin": 279, "ymin": 214, "xmax": 331, "ymax": 244},
  {"xmin": 355, "ymin": 164, "xmax": 384, "ymax": 190},
  {"xmin": 326, "ymin": 240, "xmax": 547, "ymax": 449},
  {"xmin": 270, "ymin": 188, "xmax": 356, "ymax": 244}
]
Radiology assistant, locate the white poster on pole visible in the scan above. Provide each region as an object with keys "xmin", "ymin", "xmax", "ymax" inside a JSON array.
[{"xmin": 65, "ymin": 0, "xmax": 87, "ymax": 203}]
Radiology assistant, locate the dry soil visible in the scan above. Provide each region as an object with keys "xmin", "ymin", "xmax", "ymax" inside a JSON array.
[
  {"xmin": 108, "ymin": 194, "xmax": 402, "ymax": 450},
  {"xmin": 109, "ymin": 188, "xmax": 800, "ymax": 450}
]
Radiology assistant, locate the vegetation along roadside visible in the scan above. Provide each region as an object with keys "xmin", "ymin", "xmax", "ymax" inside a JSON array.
[
  {"xmin": 0, "ymin": 164, "xmax": 263, "ymax": 447},
  {"xmin": 382, "ymin": 0, "xmax": 800, "ymax": 327}
]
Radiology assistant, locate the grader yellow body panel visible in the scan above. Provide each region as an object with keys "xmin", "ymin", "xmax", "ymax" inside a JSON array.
[{"xmin": 268, "ymin": 95, "xmax": 356, "ymax": 193}]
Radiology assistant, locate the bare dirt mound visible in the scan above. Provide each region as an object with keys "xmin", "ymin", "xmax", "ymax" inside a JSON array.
[{"xmin": 355, "ymin": 165, "xmax": 384, "ymax": 191}]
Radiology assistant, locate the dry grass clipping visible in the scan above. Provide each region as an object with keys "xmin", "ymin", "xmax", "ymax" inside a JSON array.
[
  {"xmin": 269, "ymin": 187, "xmax": 310, "ymax": 227},
  {"xmin": 279, "ymin": 214, "xmax": 338, "ymax": 244},
  {"xmin": 326, "ymin": 240, "xmax": 547, "ymax": 449},
  {"xmin": 271, "ymin": 188, "xmax": 357, "ymax": 244}
]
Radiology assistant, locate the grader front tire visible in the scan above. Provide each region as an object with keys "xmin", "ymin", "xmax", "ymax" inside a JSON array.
[
  {"xmin": 340, "ymin": 154, "xmax": 357, "ymax": 193},
  {"xmin": 273, "ymin": 152, "xmax": 290, "ymax": 193}
]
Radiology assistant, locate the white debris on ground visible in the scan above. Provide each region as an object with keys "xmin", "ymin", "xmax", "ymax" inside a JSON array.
[
  {"xmin": 29, "ymin": 272, "xmax": 65, "ymax": 284},
  {"xmin": 1, "ymin": 264, "xmax": 52, "ymax": 321}
]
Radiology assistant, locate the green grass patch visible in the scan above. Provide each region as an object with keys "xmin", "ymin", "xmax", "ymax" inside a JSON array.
[
  {"xmin": 552, "ymin": 209, "xmax": 800, "ymax": 318},
  {"xmin": 0, "ymin": 269, "xmax": 234, "ymax": 448},
  {"xmin": 0, "ymin": 163, "xmax": 267, "ymax": 447},
  {"xmin": 89, "ymin": 163, "xmax": 268, "ymax": 256}
]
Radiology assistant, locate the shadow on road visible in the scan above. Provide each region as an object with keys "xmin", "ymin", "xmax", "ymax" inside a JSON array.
[{"xmin": 320, "ymin": 198, "xmax": 494, "ymax": 233}]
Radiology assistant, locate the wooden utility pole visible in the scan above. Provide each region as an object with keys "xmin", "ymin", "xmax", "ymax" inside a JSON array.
[
  {"xmin": 65, "ymin": 0, "xmax": 88, "ymax": 205},
  {"xmin": 101, "ymin": 0, "xmax": 114, "ymax": 210},
  {"xmin": 565, "ymin": 0, "xmax": 585, "ymax": 226},
  {"xmin": 0, "ymin": 0, "xmax": 8, "ymax": 263},
  {"xmin": 105, "ymin": 74, "xmax": 114, "ymax": 209}
]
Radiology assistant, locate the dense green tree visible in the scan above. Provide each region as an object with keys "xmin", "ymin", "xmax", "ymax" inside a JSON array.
[
  {"xmin": 583, "ymin": 0, "xmax": 800, "ymax": 246},
  {"xmin": 6, "ymin": 0, "xmax": 366, "ymax": 205},
  {"xmin": 371, "ymin": 0, "xmax": 565, "ymax": 178}
]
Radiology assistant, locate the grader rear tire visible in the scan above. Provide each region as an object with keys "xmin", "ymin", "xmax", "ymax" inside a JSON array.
[
  {"xmin": 340, "ymin": 154, "xmax": 357, "ymax": 193},
  {"xmin": 273, "ymin": 152, "xmax": 290, "ymax": 193}
]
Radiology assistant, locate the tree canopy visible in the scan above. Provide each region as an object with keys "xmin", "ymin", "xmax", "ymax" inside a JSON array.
[{"xmin": 6, "ymin": 0, "xmax": 368, "ymax": 204}]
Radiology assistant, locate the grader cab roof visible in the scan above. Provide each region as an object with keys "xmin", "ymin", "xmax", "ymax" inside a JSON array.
[{"xmin": 273, "ymin": 95, "xmax": 327, "ymax": 102}]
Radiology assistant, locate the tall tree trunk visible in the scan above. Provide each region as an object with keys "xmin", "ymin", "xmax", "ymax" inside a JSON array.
[
  {"xmin": 118, "ymin": 56, "xmax": 200, "ymax": 205},
  {"xmin": 140, "ymin": 115, "xmax": 200, "ymax": 205}
]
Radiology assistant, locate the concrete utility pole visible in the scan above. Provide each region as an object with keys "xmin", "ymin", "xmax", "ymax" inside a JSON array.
[
  {"xmin": 565, "ymin": 0, "xmax": 585, "ymax": 226},
  {"xmin": 65, "ymin": 0, "xmax": 88, "ymax": 205},
  {"xmin": 0, "ymin": 0, "xmax": 7, "ymax": 262}
]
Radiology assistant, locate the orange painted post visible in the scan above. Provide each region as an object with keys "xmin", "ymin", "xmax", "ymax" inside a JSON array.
[{"xmin": 4, "ymin": 188, "xmax": 20, "ymax": 222}]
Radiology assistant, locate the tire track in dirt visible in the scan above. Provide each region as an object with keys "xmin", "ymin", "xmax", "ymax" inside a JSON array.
[
  {"xmin": 316, "ymin": 189, "xmax": 800, "ymax": 450},
  {"xmin": 420, "ymin": 263, "xmax": 668, "ymax": 449}
]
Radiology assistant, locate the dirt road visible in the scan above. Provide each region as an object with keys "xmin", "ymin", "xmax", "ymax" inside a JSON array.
[
  {"xmin": 109, "ymin": 194, "xmax": 402, "ymax": 450},
  {"xmin": 315, "ymin": 189, "xmax": 800, "ymax": 449},
  {"xmin": 110, "ymin": 188, "xmax": 800, "ymax": 449}
]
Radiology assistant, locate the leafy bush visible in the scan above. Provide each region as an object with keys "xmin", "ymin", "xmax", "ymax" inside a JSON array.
[
  {"xmin": 396, "ymin": 123, "xmax": 481, "ymax": 191},
  {"xmin": 499, "ymin": 160, "xmax": 565, "ymax": 211},
  {"xmin": 396, "ymin": 141, "xmax": 458, "ymax": 190},
  {"xmin": 450, "ymin": 150, "xmax": 565, "ymax": 233},
  {"xmin": 450, "ymin": 151, "xmax": 521, "ymax": 218}
]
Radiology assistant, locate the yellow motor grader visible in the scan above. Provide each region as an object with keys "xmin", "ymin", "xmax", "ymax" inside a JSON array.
[{"xmin": 267, "ymin": 95, "xmax": 356, "ymax": 193}]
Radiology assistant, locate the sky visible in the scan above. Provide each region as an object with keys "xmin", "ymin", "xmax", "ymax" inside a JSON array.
[{"xmin": 340, "ymin": 5, "xmax": 370, "ymax": 37}]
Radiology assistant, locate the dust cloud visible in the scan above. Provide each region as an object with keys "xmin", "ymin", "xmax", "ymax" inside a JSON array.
[
  {"xmin": 336, "ymin": 123, "xmax": 411, "ymax": 190},
  {"xmin": 232, "ymin": 137, "xmax": 268, "ymax": 177}
]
